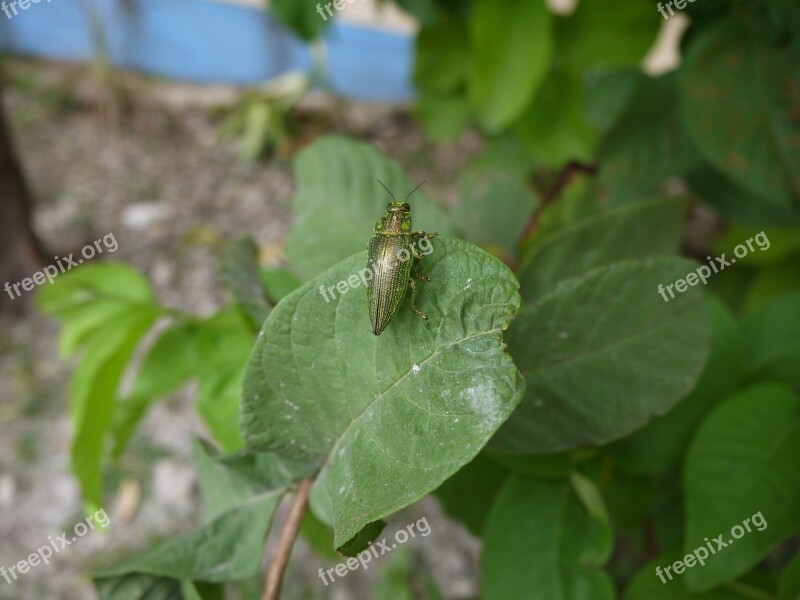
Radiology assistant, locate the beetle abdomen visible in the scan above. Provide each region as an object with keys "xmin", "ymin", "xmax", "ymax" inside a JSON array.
[{"xmin": 366, "ymin": 233, "xmax": 412, "ymax": 336}]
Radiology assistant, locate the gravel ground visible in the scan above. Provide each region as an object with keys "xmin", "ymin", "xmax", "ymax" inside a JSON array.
[{"xmin": 0, "ymin": 60, "xmax": 483, "ymax": 600}]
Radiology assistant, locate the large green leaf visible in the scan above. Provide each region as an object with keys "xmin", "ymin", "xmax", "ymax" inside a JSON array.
[
  {"xmin": 413, "ymin": 17, "xmax": 469, "ymax": 95},
  {"xmin": 583, "ymin": 69, "xmax": 640, "ymax": 136},
  {"xmin": 284, "ymin": 137, "xmax": 452, "ymax": 280},
  {"xmin": 113, "ymin": 309, "xmax": 254, "ymax": 457},
  {"xmin": 481, "ymin": 475, "xmax": 614, "ymax": 600},
  {"xmin": 623, "ymin": 555, "xmax": 754, "ymax": 600},
  {"xmin": 191, "ymin": 439, "xmax": 302, "ymax": 520},
  {"xmin": 112, "ymin": 322, "xmax": 197, "ymax": 458},
  {"xmin": 434, "ymin": 452, "xmax": 509, "ymax": 536},
  {"xmin": 679, "ymin": 18, "xmax": 800, "ymax": 211},
  {"xmin": 686, "ymin": 164, "xmax": 800, "ymax": 227},
  {"xmin": 94, "ymin": 574, "xmax": 221, "ymax": 600},
  {"xmin": 241, "ymin": 237, "xmax": 524, "ymax": 546},
  {"xmin": 555, "ymin": 0, "xmax": 661, "ymax": 71},
  {"xmin": 259, "ymin": 267, "xmax": 302, "ymax": 304},
  {"xmin": 37, "ymin": 263, "xmax": 163, "ymax": 506},
  {"xmin": 740, "ymin": 292, "xmax": 800, "ymax": 387},
  {"xmin": 598, "ymin": 73, "xmax": 701, "ymax": 204},
  {"xmin": 193, "ymin": 309, "xmax": 254, "ymax": 452},
  {"xmin": 781, "ymin": 552, "xmax": 800, "ymax": 600},
  {"xmin": 518, "ymin": 197, "xmax": 684, "ymax": 302},
  {"xmin": 222, "ymin": 236, "xmax": 272, "ymax": 330},
  {"xmin": 467, "ymin": 0, "xmax": 552, "ymax": 132},
  {"xmin": 493, "ymin": 258, "xmax": 711, "ymax": 453},
  {"xmin": 613, "ymin": 295, "xmax": 741, "ymax": 475},
  {"xmin": 98, "ymin": 443, "xmax": 291, "ymax": 584},
  {"xmin": 37, "ymin": 263, "xmax": 157, "ymax": 357},
  {"xmin": 68, "ymin": 309, "xmax": 159, "ymax": 508},
  {"xmin": 415, "ymin": 90, "xmax": 472, "ymax": 141},
  {"xmin": 683, "ymin": 384, "xmax": 800, "ymax": 590},
  {"xmin": 452, "ymin": 166, "xmax": 538, "ymax": 256},
  {"xmin": 513, "ymin": 68, "xmax": 596, "ymax": 168}
]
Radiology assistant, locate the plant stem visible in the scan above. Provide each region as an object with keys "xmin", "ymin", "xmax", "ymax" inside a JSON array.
[
  {"xmin": 518, "ymin": 160, "xmax": 598, "ymax": 243},
  {"xmin": 262, "ymin": 477, "xmax": 314, "ymax": 600}
]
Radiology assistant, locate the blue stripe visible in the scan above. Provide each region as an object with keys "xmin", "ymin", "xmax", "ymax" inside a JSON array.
[{"xmin": 0, "ymin": 0, "xmax": 415, "ymax": 101}]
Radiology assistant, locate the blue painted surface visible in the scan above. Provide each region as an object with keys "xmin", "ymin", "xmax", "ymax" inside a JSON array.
[{"xmin": 0, "ymin": 0, "xmax": 415, "ymax": 101}]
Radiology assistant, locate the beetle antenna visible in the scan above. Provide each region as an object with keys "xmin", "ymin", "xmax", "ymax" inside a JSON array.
[
  {"xmin": 405, "ymin": 180, "xmax": 426, "ymax": 201},
  {"xmin": 376, "ymin": 179, "xmax": 397, "ymax": 202}
]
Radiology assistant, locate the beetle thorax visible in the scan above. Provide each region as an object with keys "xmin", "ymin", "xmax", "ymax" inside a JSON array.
[{"xmin": 374, "ymin": 204, "xmax": 412, "ymax": 234}]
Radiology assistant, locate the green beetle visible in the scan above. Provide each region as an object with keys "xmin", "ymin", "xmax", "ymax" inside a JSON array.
[{"xmin": 366, "ymin": 181, "xmax": 437, "ymax": 336}]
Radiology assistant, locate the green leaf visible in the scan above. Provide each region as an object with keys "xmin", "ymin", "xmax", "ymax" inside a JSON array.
[
  {"xmin": 679, "ymin": 18, "xmax": 800, "ymax": 210},
  {"xmin": 434, "ymin": 452, "xmax": 509, "ymax": 536},
  {"xmin": 453, "ymin": 166, "xmax": 538, "ymax": 255},
  {"xmin": 683, "ymin": 384, "xmax": 800, "ymax": 590},
  {"xmin": 518, "ymin": 197, "xmax": 684, "ymax": 302},
  {"xmin": 395, "ymin": 0, "xmax": 441, "ymax": 26},
  {"xmin": 37, "ymin": 263, "xmax": 156, "ymax": 357},
  {"xmin": 513, "ymin": 68, "xmax": 596, "ymax": 167},
  {"xmin": 37, "ymin": 263, "xmax": 162, "ymax": 506},
  {"xmin": 570, "ymin": 472, "xmax": 609, "ymax": 523},
  {"xmin": 95, "ymin": 574, "xmax": 183, "ymax": 599},
  {"xmin": 744, "ymin": 258, "xmax": 800, "ymax": 312},
  {"xmin": 191, "ymin": 439, "xmax": 299, "ymax": 520},
  {"xmin": 493, "ymin": 258, "xmax": 711, "ymax": 453},
  {"xmin": 259, "ymin": 267, "xmax": 302, "ymax": 304},
  {"xmin": 239, "ymin": 100, "xmax": 278, "ymax": 162},
  {"xmin": 584, "ymin": 69, "xmax": 641, "ymax": 135},
  {"xmin": 715, "ymin": 227, "xmax": 800, "ymax": 267},
  {"xmin": 337, "ymin": 520, "xmax": 387, "ymax": 557},
  {"xmin": 99, "ymin": 444, "xmax": 291, "ymax": 583},
  {"xmin": 601, "ymin": 468, "xmax": 653, "ymax": 527},
  {"xmin": 374, "ymin": 548, "xmax": 414, "ymax": 600},
  {"xmin": 222, "ymin": 237, "xmax": 271, "ymax": 329},
  {"xmin": 413, "ymin": 18, "xmax": 469, "ymax": 94},
  {"xmin": 100, "ymin": 496, "xmax": 278, "ymax": 582},
  {"xmin": 300, "ymin": 507, "xmax": 339, "ymax": 561},
  {"xmin": 112, "ymin": 322, "xmax": 197, "ymax": 458},
  {"xmin": 599, "ymin": 73, "xmax": 701, "ymax": 204},
  {"xmin": 686, "ymin": 164, "xmax": 800, "ymax": 227},
  {"xmin": 740, "ymin": 292, "xmax": 800, "ymax": 387},
  {"xmin": 197, "ymin": 366, "xmax": 247, "ymax": 452},
  {"xmin": 613, "ymin": 295, "xmax": 742, "ymax": 475},
  {"xmin": 241, "ymin": 237, "xmax": 524, "ymax": 546},
  {"xmin": 71, "ymin": 308, "xmax": 160, "ymax": 507},
  {"xmin": 653, "ymin": 475, "xmax": 685, "ymax": 554},
  {"xmin": 533, "ymin": 170, "xmax": 600, "ymax": 240},
  {"xmin": 486, "ymin": 452, "xmax": 573, "ymax": 479},
  {"xmin": 284, "ymin": 136, "xmax": 452, "ymax": 279},
  {"xmin": 468, "ymin": 133, "xmax": 537, "ymax": 180},
  {"xmin": 467, "ymin": 0, "xmax": 552, "ymax": 132},
  {"xmin": 194, "ymin": 309, "xmax": 254, "ymax": 451},
  {"xmin": 780, "ymin": 552, "xmax": 800, "ymax": 600},
  {"xmin": 481, "ymin": 476, "xmax": 614, "ymax": 600},
  {"xmin": 114, "ymin": 309, "xmax": 255, "ymax": 457},
  {"xmin": 555, "ymin": 0, "xmax": 661, "ymax": 71},
  {"xmin": 415, "ymin": 91, "xmax": 472, "ymax": 141},
  {"xmin": 36, "ymin": 262, "xmax": 155, "ymax": 311},
  {"xmin": 623, "ymin": 554, "xmax": 753, "ymax": 600}
]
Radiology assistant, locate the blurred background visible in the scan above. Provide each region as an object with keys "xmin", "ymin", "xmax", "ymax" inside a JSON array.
[{"xmin": 1, "ymin": 0, "xmax": 799, "ymax": 598}]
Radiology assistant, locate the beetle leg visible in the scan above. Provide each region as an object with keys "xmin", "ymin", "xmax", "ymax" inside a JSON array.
[
  {"xmin": 412, "ymin": 230, "xmax": 437, "ymax": 240},
  {"xmin": 410, "ymin": 244, "xmax": 429, "ymax": 262},
  {"xmin": 408, "ymin": 278, "xmax": 428, "ymax": 320},
  {"xmin": 413, "ymin": 267, "xmax": 431, "ymax": 282}
]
